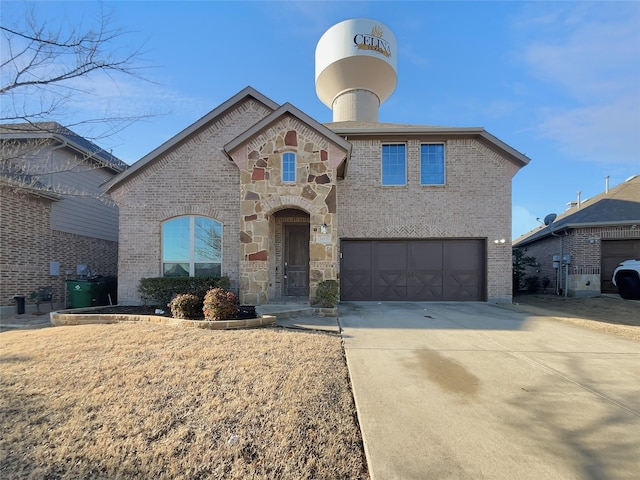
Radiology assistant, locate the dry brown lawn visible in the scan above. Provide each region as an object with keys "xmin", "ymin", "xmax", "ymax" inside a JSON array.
[
  {"xmin": 513, "ymin": 294, "xmax": 640, "ymax": 341},
  {"xmin": 0, "ymin": 324, "xmax": 368, "ymax": 479}
]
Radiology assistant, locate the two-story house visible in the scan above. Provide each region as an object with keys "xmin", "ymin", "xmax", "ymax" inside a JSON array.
[
  {"xmin": 106, "ymin": 19, "xmax": 529, "ymax": 306},
  {"xmin": 107, "ymin": 87, "xmax": 529, "ymax": 306},
  {"xmin": 0, "ymin": 122, "xmax": 126, "ymax": 316}
]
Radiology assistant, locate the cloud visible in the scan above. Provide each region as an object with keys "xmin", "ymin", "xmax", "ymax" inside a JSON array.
[
  {"xmin": 515, "ymin": 2, "xmax": 640, "ymax": 165},
  {"xmin": 537, "ymin": 98, "xmax": 640, "ymax": 165},
  {"xmin": 512, "ymin": 205, "xmax": 543, "ymax": 240}
]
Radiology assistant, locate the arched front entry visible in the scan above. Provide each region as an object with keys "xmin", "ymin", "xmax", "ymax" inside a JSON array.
[{"xmin": 270, "ymin": 208, "xmax": 310, "ymax": 300}]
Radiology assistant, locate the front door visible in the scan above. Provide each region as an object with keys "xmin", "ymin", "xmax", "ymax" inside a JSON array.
[{"xmin": 284, "ymin": 224, "xmax": 309, "ymax": 296}]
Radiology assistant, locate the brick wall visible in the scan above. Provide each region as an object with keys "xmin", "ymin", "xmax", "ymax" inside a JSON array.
[
  {"xmin": 111, "ymin": 99, "xmax": 273, "ymax": 304},
  {"xmin": 338, "ymin": 137, "xmax": 520, "ymax": 302},
  {"xmin": 515, "ymin": 236, "xmax": 562, "ymax": 293},
  {"xmin": 112, "ymin": 101, "xmax": 523, "ymax": 305},
  {"xmin": 0, "ymin": 185, "xmax": 118, "ymax": 312},
  {"xmin": 519, "ymin": 225, "xmax": 640, "ymax": 296}
]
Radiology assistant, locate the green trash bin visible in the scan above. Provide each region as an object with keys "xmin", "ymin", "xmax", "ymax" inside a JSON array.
[{"xmin": 66, "ymin": 281, "xmax": 103, "ymax": 308}]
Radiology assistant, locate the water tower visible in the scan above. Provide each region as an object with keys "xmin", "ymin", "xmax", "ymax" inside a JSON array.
[{"xmin": 315, "ymin": 18, "xmax": 397, "ymax": 122}]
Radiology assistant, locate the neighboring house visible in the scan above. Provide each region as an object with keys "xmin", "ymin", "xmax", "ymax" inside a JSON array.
[
  {"xmin": 513, "ymin": 175, "xmax": 640, "ymax": 297},
  {"xmin": 0, "ymin": 122, "xmax": 127, "ymax": 316},
  {"xmin": 106, "ymin": 86, "xmax": 529, "ymax": 306}
]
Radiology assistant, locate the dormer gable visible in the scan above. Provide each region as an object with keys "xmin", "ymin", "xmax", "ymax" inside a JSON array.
[{"xmin": 224, "ymin": 102, "xmax": 352, "ymax": 180}]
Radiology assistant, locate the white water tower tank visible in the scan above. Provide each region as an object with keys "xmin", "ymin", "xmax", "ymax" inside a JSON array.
[{"xmin": 315, "ymin": 18, "xmax": 397, "ymax": 122}]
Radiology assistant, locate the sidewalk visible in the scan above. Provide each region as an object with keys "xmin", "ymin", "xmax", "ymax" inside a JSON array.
[{"xmin": 0, "ymin": 308, "xmax": 53, "ymax": 332}]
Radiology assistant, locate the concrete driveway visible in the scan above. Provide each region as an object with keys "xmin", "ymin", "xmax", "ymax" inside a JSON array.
[{"xmin": 339, "ymin": 302, "xmax": 640, "ymax": 480}]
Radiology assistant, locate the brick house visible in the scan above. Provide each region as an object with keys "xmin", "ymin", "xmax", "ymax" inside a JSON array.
[
  {"xmin": 513, "ymin": 175, "xmax": 640, "ymax": 297},
  {"xmin": 107, "ymin": 86, "xmax": 530, "ymax": 306},
  {"xmin": 0, "ymin": 122, "xmax": 126, "ymax": 316}
]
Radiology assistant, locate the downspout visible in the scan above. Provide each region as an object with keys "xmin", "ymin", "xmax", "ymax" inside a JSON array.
[{"xmin": 550, "ymin": 226, "xmax": 564, "ymax": 296}]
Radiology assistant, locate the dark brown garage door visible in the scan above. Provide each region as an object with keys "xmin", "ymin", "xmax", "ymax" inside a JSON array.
[
  {"xmin": 340, "ymin": 239, "xmax": 486, "ymax": 301},
  {"xmin": 601, "ymin": 239, "xmax": 640, "ymax": 293}
]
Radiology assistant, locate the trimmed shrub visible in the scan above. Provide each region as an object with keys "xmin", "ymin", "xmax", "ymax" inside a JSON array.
[
  {"xmin": 203, "ymin": 288, "xmax": 239, "ymax": 321},
  {"xmin": 313, "ymin": 280, "xmax": 339, "ymax": 308},
  {"xmin": 168, "ymin": 293, "xmax": 203, "ymax": 319},
  {"xmin": 525, "ymin": 275, "xmax": 540, "ymax": 293},
  {"xmin": 138, "ymin": 276, "xmax": 230, "ymax": 308}
]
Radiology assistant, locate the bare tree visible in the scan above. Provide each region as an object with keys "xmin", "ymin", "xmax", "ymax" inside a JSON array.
[
  {"xmin": 0, "ymin": 5, "xmax": 151, "ymax": 137},
  {"xmin": 1, "ymin": 5, "xmax": 153, "ymax": 203}
]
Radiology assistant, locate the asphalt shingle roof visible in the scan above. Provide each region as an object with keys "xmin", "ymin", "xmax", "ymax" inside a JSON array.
[
  {"xmin": 0, "ymin": 121, "xmax": 127, "ymax": 172},
  {"xmin": 514, "ymin": 175, "xmax": 640, "ymax": 246}
]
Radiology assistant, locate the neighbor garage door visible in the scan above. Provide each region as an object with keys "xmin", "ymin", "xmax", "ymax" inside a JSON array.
[
  {"xmin": 601, "ymin": 239, "xmax": 640, "ymax": 293},
  {"xmin": 340, "ymin": 239, "xmax": 486, "ymax": 301}
]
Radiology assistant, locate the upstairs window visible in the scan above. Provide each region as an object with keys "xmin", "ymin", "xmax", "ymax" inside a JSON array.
[
  {"xmin": 162, "ymin": 216, "xmax": 222, "ymax": 277},
  {"xmin": 420, "ymin": 144, "xmax": 445, "ymax": 185},
  {"xmin": 282, "ymin": 152, "xmax": 296, "ymax": 183},
  {"xmin": 381, "ymin": 144, "xmax": 406, "ymax": 185}
]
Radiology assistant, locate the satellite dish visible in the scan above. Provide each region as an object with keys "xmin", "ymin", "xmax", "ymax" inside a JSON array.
[{"xmin": 543, "ymin": 213, "xmax": 557, "ymax": 226}]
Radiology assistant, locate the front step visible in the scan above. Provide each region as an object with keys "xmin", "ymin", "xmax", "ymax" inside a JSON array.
[{"xmin": 255, "ymin": 305, "xmax": 314, "ymax": 319}]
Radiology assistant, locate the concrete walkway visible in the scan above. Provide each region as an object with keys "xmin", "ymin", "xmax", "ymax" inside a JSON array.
[
  {"xmin": 0, "ymin": 308, "xmax": 53, "ymax": 331},
  {"xmin": 339, "ymin": 301, "xmax": 640, "ymax": 480}
]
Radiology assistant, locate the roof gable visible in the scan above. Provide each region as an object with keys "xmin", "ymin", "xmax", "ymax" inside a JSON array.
[
  {"xmin": 224, "ymin": 102, "xmax": 351, "ymax": 159},
  {"xmin": 106, "ymin": 87, "xmax": 279, "ymax": 191},
  {"xmin": 223, "ymin": 102, "xmax": 352, "ymax": 175}
]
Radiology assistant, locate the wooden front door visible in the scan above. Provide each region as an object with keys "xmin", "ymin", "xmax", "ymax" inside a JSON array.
[{"xmin": 284, "ymin": 224, "xmax": 309, "ymax": 296}]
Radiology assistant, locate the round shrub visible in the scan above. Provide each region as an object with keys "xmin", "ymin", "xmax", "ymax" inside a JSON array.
[
  {"xmin": 203, "ymin": 288, "xmax": 239, "ymax": 321},
  {"xmin": 168, "ymin": 293, "xmax": 203, "ymax": 319},
  {"xmin": 313, "ymin": 280, "xmax": 339, "ymax": 308}
]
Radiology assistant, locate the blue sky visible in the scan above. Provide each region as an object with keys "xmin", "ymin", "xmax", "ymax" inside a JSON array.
[{"xmin": 3, "ymin": 1, "xmax": 639, "ymax": 239}]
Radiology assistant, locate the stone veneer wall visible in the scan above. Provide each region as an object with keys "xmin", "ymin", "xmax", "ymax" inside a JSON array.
[
  {"xmin": 337, "ymin": 137, "xmax": 519, "ymax": 303},
  {"xmin": 0, "ymin": 186, "xmax": 117, "ymax": 312},
  {"xmin": 111, "ymin": 99, "xmax": 274, "ymax": 305},
  {"xmin": 229, "ymin": 116, "xmax": 344, "ymax": 305}
]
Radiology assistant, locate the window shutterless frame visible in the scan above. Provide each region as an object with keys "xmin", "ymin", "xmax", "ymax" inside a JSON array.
[
  {"xmin": 282, "ymin": 152, "xmax": 296, "ymax": 183},
  {"xmin": 381, "ymin": 143, "xmax": 407, "ymax": 185},
  {"xmin": 161, "ymin": 216, "xmax": 222, "ymax": 277},
  {"xmin": 420, "ymin": 143, "xmax": 445, "ymax": 185}
]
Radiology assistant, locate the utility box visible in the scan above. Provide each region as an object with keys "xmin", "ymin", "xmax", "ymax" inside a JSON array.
[{"xmin": 66, "ymin": 281, "xmax": 103, "ymax": 308}]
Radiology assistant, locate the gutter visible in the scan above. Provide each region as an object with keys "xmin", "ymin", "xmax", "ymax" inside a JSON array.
[{"xmin": 328, "ymin": 126, "xmax": 530, "ymax": 168}]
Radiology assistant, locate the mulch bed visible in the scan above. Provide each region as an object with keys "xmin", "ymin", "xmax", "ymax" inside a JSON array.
[{"xmin": 88, "ymin": 305, "xmax": 258, "ymax": 320}]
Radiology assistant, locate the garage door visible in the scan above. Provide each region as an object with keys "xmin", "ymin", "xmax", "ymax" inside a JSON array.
[
  {"xmin": 340, "ymin": 239, "xmax": 486, "ymax": 301},
  {"xmin": 601, "ymin": 239, "xmax": 640, "ymax": 293}
]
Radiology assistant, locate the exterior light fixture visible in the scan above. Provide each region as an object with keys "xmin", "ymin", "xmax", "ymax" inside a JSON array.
[
  {"xmin": 320, "ymin": 223, "xmax": 328, "ymax": 234},
  {"xmin": 493, "ymin": 239, "xmax": 506, "ymax": 244}
]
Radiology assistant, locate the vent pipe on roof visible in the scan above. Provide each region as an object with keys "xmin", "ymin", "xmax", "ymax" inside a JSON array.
[
  {"xmin": 605, "ymin": 176, "xmax": 610, "ymax": 193},
  {"xmin": 577, "ymin": 191, "xmax": 581, "ymax": 209}
]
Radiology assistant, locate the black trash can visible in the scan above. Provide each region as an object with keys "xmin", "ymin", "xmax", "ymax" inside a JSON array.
[{"xmin": 13, "ymin": 295, "xmax": 26, "ymax": 315}]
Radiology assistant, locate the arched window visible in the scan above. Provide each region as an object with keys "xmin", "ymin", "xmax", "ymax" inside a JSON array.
[{"xmin": 162, "ymin": 216, "xmax": 222, "ymax": 277}]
